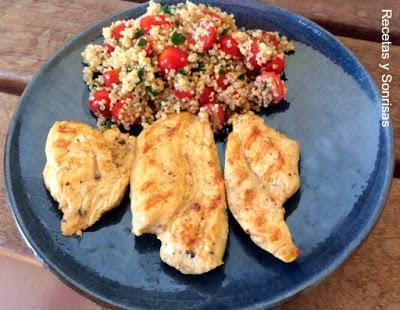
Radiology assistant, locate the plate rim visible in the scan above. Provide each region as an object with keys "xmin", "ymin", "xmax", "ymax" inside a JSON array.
[{"xmin": 4, "ymin": 0, "xmax": 395, "ymax": 309}]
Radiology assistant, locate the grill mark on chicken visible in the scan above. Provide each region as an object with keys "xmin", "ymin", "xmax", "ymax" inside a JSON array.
[
  {"xmin": 131, "ymin": 113, "xmax": 228, "ymax": 274},
  {"xmin": 225, "ymin": 113, "xmax": 301, "ymax": 263}
]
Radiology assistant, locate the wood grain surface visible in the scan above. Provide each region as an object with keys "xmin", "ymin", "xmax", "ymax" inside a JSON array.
[
  {"xmin": 0, "ymin": 0, "xmax": 134, "ymax": 94},
  {"xmin": 280, "ymin": 179, "xmax": 400, "ymax": 310},
  {"xmin": 0, "ymin": 93, "xmax": 38, "ymax": 265},
  {"xmin": 0, "ymin": 1, "xmax": 398, "ymax": 308}
]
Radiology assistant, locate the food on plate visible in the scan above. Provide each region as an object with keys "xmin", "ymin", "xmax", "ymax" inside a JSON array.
[
  {"xmin": 131, "ymin": 112, "xmax": 228, "ymax": 274},
  {"xmin": 81, "ymin": 1, "xmax": 294, "ymax": 132},
  {"xmin": 43, "ymin": 121, "xmax": 135, "ymax": 236},
  {"xmin": 224, "ymin": 113, "xmax": 300, "ymax": 262}
]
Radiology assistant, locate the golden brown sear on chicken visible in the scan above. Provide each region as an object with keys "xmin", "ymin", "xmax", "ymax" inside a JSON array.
[
  {"xmin": 131, "ymin": 113, "xmax": 228, "ymax": 274},
  {"xmin": 224, "ymin": 113, "xmax": 301, "ymax": 262},
  {"xmin": 43, "ymin": 121, "xmax": 135, "ymax": 236}
]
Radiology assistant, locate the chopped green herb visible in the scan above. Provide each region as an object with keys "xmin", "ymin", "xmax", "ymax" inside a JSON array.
[
  {"xmin": 145, "ymin": 86, "xmax": 161, "ymax": 97},
  {"xmin": 238, "ymin": 73, "xmax": 246, "ymax": 80},
  {"xmin": 263, "ymin": 82, "xmax": 268, "ymax": 90},
  {"xmin": 138, "ymin": 67, "xmax": 145, "ymax": 82},
  {"xmin": 221, "ymin": 27, "xmax": 230, "ymax": 36},
  {"xmin": 104, "ymin": 119, "xmax": 113, "ymax": 129},
  {"xmin": 218, "ymin": 67, "xmax": 225, "ymax": 75},
  {"xmin": 171, "ymin": 31, "xmax": 186, "ymax": 45},
  {"xmin": 92, "ymin": 80, "xmax": 100, "ymax": 88},
  {"xmin": 134, "ymin": 28, "xmax": 144, "ymax": 39},
  {"xmin": 192, "ymin": 63, "xmax": 206, "ymax": 72},
  {"xmin": 161, "ymin": 4, "xmax": 173, "ymax": 15},
  {"xmin": 137, "ymin": 38, "xmax": 147, "ymax": 48},
  {"xmin": 126, "ymin": 65, "xmax": 132, "ymax": 72},
  {"xmin": 178, "ymin": 69, "xmax": 188, "ymax": 76}
]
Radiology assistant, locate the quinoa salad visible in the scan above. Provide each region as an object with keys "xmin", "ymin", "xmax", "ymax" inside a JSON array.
[{"xmin": 82, "ymin": 1, "xmax": 294, "ymax": 132}]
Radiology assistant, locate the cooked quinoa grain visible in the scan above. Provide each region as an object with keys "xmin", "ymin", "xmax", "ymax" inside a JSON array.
[{"xmin": 82, "ymin": 1, "xmax": 294, "ymax": 132}]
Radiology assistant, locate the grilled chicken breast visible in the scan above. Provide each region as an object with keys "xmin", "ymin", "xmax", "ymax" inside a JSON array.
[
  {"xmin": 131, "ymin": 113, "xmax": 228, "ymax": 274},
  {"xmin": 43, "ymin": 121, "xmax": 135, "ymax": 236},
  {"xmin": 224, "ymin": 113, "xmax": 300, "ymax": 262}
]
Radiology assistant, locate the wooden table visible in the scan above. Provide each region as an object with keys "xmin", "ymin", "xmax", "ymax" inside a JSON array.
[{"xmin": 0, "ymin": 0, "xmax": 399, "ymax": 308}]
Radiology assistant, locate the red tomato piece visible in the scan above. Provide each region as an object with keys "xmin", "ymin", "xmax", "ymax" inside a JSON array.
[
  {"xmin": 187, "ymin": 34, "xmax": 195, "ymax": 47},
  {"xmin": 102, "ymin": 43, "xmax": 115, "ymax": 54},
  {"xmin": 158, "ymin": 47, "xmax": 188, "ymax": 73},
  {"xmin": 140, "ymin": 15, "xmax": 174, "ymax": 32},
  {"xmin": 262, "ymin": 56, "xmax": 285, "ymax": 75},
  {"xmin": 261, "ymin": 71, "xmax": 286, "ymax": 104},
  {"xmin": 262, "ymin": 32, "xmax": 280, "ymax": 49},
  {"xmin": 112, "ymin": 23, "xmax": 126, "ymax": 39},
  {"xmin": 249, "ymin": 37, "xmax": 261, "ymax": 69},
  {"xmin": 216, "ymin": 105, "xmax": 225, "ymax": 124},
  {"xmin": 206, "ymin": 103, "xmax": 225, "ymax": 125},
  {"xmin": 111, "ymin": 101, "xmax": 124, "ymax": 123},
  {"xmin": 199, "ymin": 86, "xmax": 215, "ymax": 106},
  {"xmin": 219, "ymin": 35, "xmax": 242, "ymax": 58},
  {"xmin": 192, "ymin": 20, "xmax": 217, "ymax": 52},
  {"xmin": 88, "ymin": 90, "xmax": 112, "ymax": 117},
  {"xmin": 174, "ymin": 88, "xmax": 195, "ymax": 99},
  {"xmin": 103, "ymin": 70, "xmax": 120, "ymax": 87},
  {"xmin": 246, "ymin": 68, "xmax": 260, "ymax": 80},
  {"xmin": 216, "ymin": 74, "xmax": 228, "ymax": 90}
]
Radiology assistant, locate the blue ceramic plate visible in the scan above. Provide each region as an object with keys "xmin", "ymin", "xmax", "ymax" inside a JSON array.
[{"xmin": 4, "ymin": 0, "xmax": 394, "ymax": 309}]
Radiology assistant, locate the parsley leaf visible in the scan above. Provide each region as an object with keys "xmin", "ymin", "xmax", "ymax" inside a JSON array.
[
  {"xmin": 137, "ymin": 38, "xmax": 147, "ymax": 48},
  {"xmin": 145, "ymin": 86, "xmax": 161, "ymax": 97},
  {"xmin": 171, "ymin": 32, "xmax": 186, "ymax": 45},
  {"xmin": 138, "ymin": 67, "xmax": 145, "ymax": 82},
  {"xmin": 104, "ymin": 119, "xmax": 113, "ymax": 129},
  {"xmin": 218, "ymin": 67, "xmax": 225, "ymax": 75},
  {"xmin": 192, "ymin": 63, "xmax": 206, "ymax": 72},
  {"xmin": 134, "ymin": 28, "xmax": 144, "ymax": 39},
  {"xmin": 161, "ymin": 4, "xmax": 173, "ymax": 15},
  {"xmin": 263, "ymin": 82, "xmax": 268, "ymax": 90},
  {"xmin": 238, "ymin": 73, "xmax": 245, "ymax": 80},
  {"xmin": 221, "ymin": 27, "xmax": 230, "ymax": 36},
  {"xmin": 178, "ymin": 69, "xmax": 188, "ymax": 76}
]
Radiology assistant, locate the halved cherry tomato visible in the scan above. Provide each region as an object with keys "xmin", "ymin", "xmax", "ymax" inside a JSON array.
[
  {"xmin": 111, "ymin": 101, "xmax": 124, "ymax": 123},
  {"xmin": 199, "ymin": 86, "xmax": 215, "ymax": 106},
  {"xmin": 88, "ymin": 90, "xmax": 112, "ymax": 117},
  {"xmin": 206, "ymin": 103, "xmax": 225, "ymax": 125},
  {"xmin": 262, "ymin": 56, "xmax": 285, "ymax": 75},
  {"xmin": 191, "ymin": 20, "xmax": 217, "ymax": 52},
  {"xmin": 262, "ymin": 32, "xmax": 280, "ymax": 49},
  {"xmin": 158, "ymin": 47, "xmax": 188, "ymax": 73},
  {"xmin": 111, "ymin": 23, "xmax": 126, "ymax": 39},
  {"xmin": 261, "ymin": 71, "xmax": 286, "ymax": 104},
  {"xmin": 246, "ymin": 68, "xmax": 260, "ymax": 80},
  {"xmin": 187, "ymin": 34, "xmax": 195, "ymax": 46},
  {"xmin": 102, "ymin": 43, "xmax": 115, "ymax": 54},
  {"xmin": 219, "ymin": 35, "xmax": 242, "ymax": 58},
  {"xmin": 174, "ymin": 88, "xmax": 195, "ymax": 99},
  {"xmin": 140, "ymin": 15, "xmax": 174, "ymax": 32},
  {"xmin": 249, "ymin": 37, "xmax": 261, "ymax": 69},
  {"xmin": 103, "ymin": 70, "xmax": 120, "ymax": 87},
  {"xmin": 216, "ymin": 74, "xmax": 228, "ymax": 90}
]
